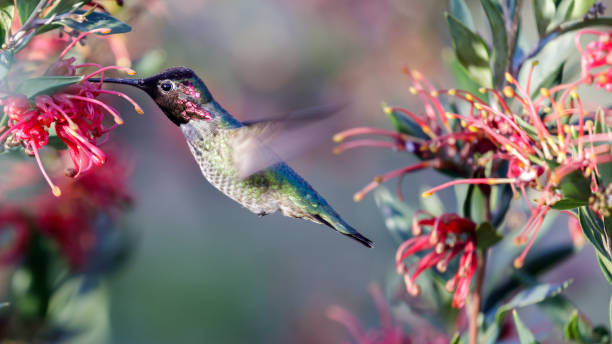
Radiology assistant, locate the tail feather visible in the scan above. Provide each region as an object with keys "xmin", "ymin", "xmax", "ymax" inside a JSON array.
[{"xmin": 311, "ymin": 214, "xmax": 373, "ymax": 248}]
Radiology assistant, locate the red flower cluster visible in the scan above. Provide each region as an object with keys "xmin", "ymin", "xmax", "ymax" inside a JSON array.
[
  {"xmin": 395, "ymin": 212, "xmax": 477, "ymax": 308},
  {"xmin": 0, "ymin": 29, "xmax": 142, "ymax": 196},
  {"xmin": 0, "ymin": 152, "xmax": 131, "ymax": 268},
  {"xmin": 576, "ymin": 29, "xmax": 612, "ymax": 91},
  {"xmin": 335, "ymin": 44, "xmax": 612, "ymax": 267}
]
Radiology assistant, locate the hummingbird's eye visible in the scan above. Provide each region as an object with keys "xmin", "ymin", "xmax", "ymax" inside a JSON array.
[{"xmin": 160, "ymin": 80, "xmax": 174, "ymax": 92}]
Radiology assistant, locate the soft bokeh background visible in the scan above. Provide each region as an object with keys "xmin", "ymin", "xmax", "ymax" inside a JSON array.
[{"xmin": 100, "ymin": 1, "xmax": 612, "ymax": 343}]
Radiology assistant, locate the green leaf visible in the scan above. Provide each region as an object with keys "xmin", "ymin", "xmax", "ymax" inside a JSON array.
[
  {"xmin": 16, "ymin": 75, "xmax": 83, "ymax": 98},
  {"xmin": 570, "ymin": 0, "xmax": 596, "ymax": 19},
  {"xmin": 578, "ymin": 206, "xmax": 610, "ymax": 260},
  {"xmin": 0, "ymin": 0, "xmax": 14, "ymax": 45},
  {"xmin": 63, "ymin": 10, "xmax": 131, "ymax": 35},
  {"xmin": 449, "ymin": 0, "xmax": 475, "ymax": 30},
  {"xmin": 530, "ymin": 62, "xmax": 564, "ymax": 99},
  {"xmin": 0, "ymin": 50, "xmax": 14, "ymax": 81},
  {"xmin": 445, "ymin": 12, "xmax": 493, "ymax": 88},
  {"xmin": 374, "ymin": 187, "xmax": 413, "ymax": 242},
  {"xmin": 485, "ymin": 281, "xmax": 572, "ymax": 344},
  {"xmin": 17, "ymin": 0, "xmax": 38, "ymax": 26},
  {"xmin": 44, "ymin": 0, "xmax": 87, "ymax": 18},
  {"xmin": 534, "ymin": 0, "xmax": 557, "ymax": 36},
  {"xmin": 475, "ymin": 222, "xmax": 503, "ymax": 250},
  {"xmin": 550, "ymin": 0, "xmax": 576, "ymax": 29},
  {"xmin": 513, "ymin": 310, "xmax": 540, "ymax": 344},
  {"xmin": 551, "ymin": 198, "xmax": 588, "ymax": 210},
  {"xmin": 597, "ymin": 252, "xmax": 612, "ymax": 286},
  {"xmin": 564, "ymin": 310, "xmax": 590, "ymax": 342},
  {"xmin": 450, "ymin": 332, "xmax": 463, "ymax": 344},
  {"xmin": 383, "ymin": 104, "xmax": 428, "ymax": 139},
  {"xmin": 484, "ymin": 244, "xmax": 576, "ymax": 312},
  {"xmin": 609, "ymin": 295, "xmax": 612, "ymax": 335},
  {"xmin": 480, "ymin": 0, "xmax": 508, "ymax": 88}
]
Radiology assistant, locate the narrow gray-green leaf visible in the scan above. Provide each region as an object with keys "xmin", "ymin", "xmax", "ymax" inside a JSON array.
[
  {"xmin": 549, "ymin": 0, "xmax": 576, "ymax": 30},
  {"xmin": 495, "ymin": 280, "xmax": 572, "ymax": 323},
  {"xmin": 445, "ymin": 12, "xmax": 493, "ymax": 88},
  {"xmin": 534, "ymin": 0, "xmax": 556, "ymax": 36},
  {"xmin": 0, "ymin": 0, "xmax": 14, "ymax": 45},
  {"xmin": 17, "ymin": 0, "xmax": 38, "ymax": 26},
  {"xmin": 16, "ymin": 76, "xmax": 83, "ymax": 98},
  {"xmin": 550, "ymin": 198, "xmax": 588, "ymax": 210},
  {"xmin": 609, "ymin": 295, "xmax": 612, "ymax": 335},
  {"xmin": 513, "ymin": 310, "xmax": 540, "ymax": 344},
  {"xmin": 481, "ymin": 0, "xmax": 508, "ymax": 88},
  {"xmin": 450, "ymin": 0, "xmax": 475, "ymax": 30},
  {"xmin": 63, "ymin": 10, "xmax": 131, "ymax": 35}
]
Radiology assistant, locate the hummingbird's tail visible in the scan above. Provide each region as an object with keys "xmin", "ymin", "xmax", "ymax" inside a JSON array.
[{"xmin": 311, "ymin": 214, "xmax": 373, "ymax": 248}]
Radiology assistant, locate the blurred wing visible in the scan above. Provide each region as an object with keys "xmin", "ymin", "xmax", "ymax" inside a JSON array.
[{"xmin": 231, "ymin": 103, "xmax": 346, "ymax": 178}]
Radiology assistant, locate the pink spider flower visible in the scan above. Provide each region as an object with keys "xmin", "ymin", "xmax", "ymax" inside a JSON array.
[
  {"xmin": 418, "ymin": 67, "xmax": 612, "ymax": 268},
  {"xmin": 334, "ymin": 68, "xmax": 497, "ymax": 202},
  {"xmin": 0, "ymin": 28, "xmax": 143, "ymax": 196},
  {"xmin": 576, "ymin": 29, "xmax": 612, "ymax": 91},
  {"xmin": 395, "ymin": 212, "xmax": 477, "ymax": 309},
  {"xmin": 327, "ymin": 284, "xmax": 447, "ymax": 344}
]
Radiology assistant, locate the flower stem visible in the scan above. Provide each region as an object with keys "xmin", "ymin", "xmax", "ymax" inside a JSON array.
[{"xmin": 469, "ymin": 192, "xmax": 492, "ymax": 344}]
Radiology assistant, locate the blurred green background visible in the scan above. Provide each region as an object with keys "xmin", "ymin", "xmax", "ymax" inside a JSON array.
[{"xmin": 103, "ymin": 1, "xmax": 612, "ymax": 343}]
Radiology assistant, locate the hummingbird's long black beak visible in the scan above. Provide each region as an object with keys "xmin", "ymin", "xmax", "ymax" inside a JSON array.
[{"xmin": 89, "ymin": 77, "xmax": 144, "ymax": 88}]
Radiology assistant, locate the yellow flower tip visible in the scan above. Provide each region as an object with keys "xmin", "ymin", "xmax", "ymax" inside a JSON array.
[
  {"xmin": 505, "ymin": 72, "xmax": 514, "ymax": 83},
  {"xmin": 421, "ymin": 191, "xmax": 433, "ymax": 198},
  {"xmin": 474, "ymin": 103, "xmax": 483, "ymax": 110},
  {"xmin": 332, "ymin": 147, "xmax": 342, "ymax": 155},
  {"xmin": 503, "ymin": 85, "xmax": 514, "ymax": 98},
  {"xmin": 436, "ymin": 261, "xmax": 447, "ymax": 273},
  {"xmin": 539, "ymin": 88, "xmax": 550, "ymax": 98},
  {"xmin": 125, "ymin": 68, "xmax": 137, "ymax": 75},
  {"xmin": 448, "ymin": 89, "xmax": 457, "ymax": 96},
  {"xmin": 585, "ymin": 120, "xmax": 594, "ymax": 129},
  {"xmin": 570, "ymin": 90, "xmax": 579, "ymax": 99},
  {"xmin": 460, "ymin": 120, "xmax": 467, "ymax": 128},
  {"xmin": 563, "ymin": 124, "xmax": 571, "ymax": 133},
  {"xmin": 422, "ymin": 126, "xmax": 432, "ymax": 135},
  {"xmin": 543, "ymin": 106, "xmax": 551, "ymax": 113},
  {"xmin": 409, "ymin": 87, "xmax": 417, "ymax": 95},
  {"xmin": 478, "ymin": 87, "xmax": 487, "ymax": 94},
  {"xmin": 52, "ymin": 186, "xmax": 62, "ymax": 197},
  {"xmin": 353, "ymin": 193, "xmax": 364, "ymax": 202},
  {"xmin": 332, "ymin": 134, "xmax": 344, "ymax": 143},
  {"xmin": 114, "ymin": 117, "xmax": 124, "ymax": 125},
  {"xmin": 445, "ymin": 112, "xmax": 455, "ymax": 119},
  {"xmin": 373, "ymin": 176, "xmax": 383, "ymax": 183},
  {"xmin": 465, "ymin": 94, "xmax": 473, "ymax": 101},
  {"xmin": 412, "ymin": 70, "xmax": 423, "ymax": 80},
  {"xmin": 69, "ymin": 122, "xmax": 79, "ymax": 131},
  {"xmin": 513, "ymin": 257, "xmax": 524, "ymax": 269},
  {"xmin": 100, "ymin": 28, "xmax": 112, "ymax": 34},
  {"xmin": 135, "ymin": 106, "xmax": 145, "ymax": 115},
  {"xmin": 430, "ymin": 90, "xmax": 439, "ymax": 97},
  {"xmin": 514, "ymin": 235, "xmax": 527, "ymax": 245},
  {"xmin": 382, "ymin": 104, "xmax": 392, "ymax": 115},
  {"xmin": 531, "ymin": 60, "xmax": 539, "ymax": 67},
  {"xmin": 467, "ymin": 125, "xmax": 478, "ymax": 133}
]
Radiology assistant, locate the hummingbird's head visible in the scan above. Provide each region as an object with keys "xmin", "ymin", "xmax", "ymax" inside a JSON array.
[{"xmin": 101, "ymin": 67, "xmax": 215, "ymax": 126}]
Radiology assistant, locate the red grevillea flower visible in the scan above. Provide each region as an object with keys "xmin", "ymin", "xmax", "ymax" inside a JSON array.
[
  {"xmin": 327, "ymin": 284, "xmax": 447, "ymax": 344},
  {"xmin": 0, "ymin": 28, "xmax": 143, "ymax": 196},
  {"xmin": 17, "ymin": 150, "xmax": 131, "ymax": 270},
  {"xmin": 395, "ymin": 212, "xmax": 477, "ymax": 308},
  {"xmin": 576, "ymin": 29, "xmax": 612, "ymax": 91},
  {"xmin": 334, "ymin": 68, "xmax": 496, "ymax": 202}
]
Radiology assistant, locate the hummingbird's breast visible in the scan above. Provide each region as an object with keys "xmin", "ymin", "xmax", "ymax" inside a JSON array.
[{"xmin": 180, "ymin": 120, "xmax": 285, "ymax": 216}]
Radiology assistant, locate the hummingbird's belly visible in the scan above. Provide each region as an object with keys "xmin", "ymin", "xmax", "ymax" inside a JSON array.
[{"xmin": 185, "ymin": 138, "xmax": 281, "ymax": 215}]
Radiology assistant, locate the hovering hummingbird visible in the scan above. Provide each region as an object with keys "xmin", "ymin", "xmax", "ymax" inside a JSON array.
[{"xmin": 98, "ymin": 67, "xmax": 373, "ymax": 247}]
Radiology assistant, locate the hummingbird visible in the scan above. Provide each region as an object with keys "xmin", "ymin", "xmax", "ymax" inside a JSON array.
[{"xmin": 98, "ymin": 67, "xmax": 373, "ymax": 248}]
